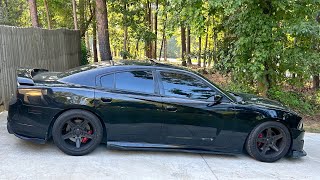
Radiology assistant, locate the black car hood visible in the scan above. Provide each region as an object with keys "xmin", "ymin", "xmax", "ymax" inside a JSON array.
[{"xmin": 234, "ymin": 92, "xmax": 288, "ymax": 111}]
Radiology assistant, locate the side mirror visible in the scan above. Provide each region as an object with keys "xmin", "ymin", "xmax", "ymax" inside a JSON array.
[
  {"xmin": 214, "ymin": 95, "xmax": 223, "ymax": 102},
  {"xmin": 207, "ymin": 95, "xmax": 223, "ymax": 107}
]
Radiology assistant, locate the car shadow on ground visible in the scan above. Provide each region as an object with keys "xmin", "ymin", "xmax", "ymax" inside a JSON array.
[{"xmin": 15, "ymin": 138, "xmax": 242, "ymax": 159}]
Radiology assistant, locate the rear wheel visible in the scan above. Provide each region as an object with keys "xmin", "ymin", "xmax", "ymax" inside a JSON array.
[
  {"xmin": 246, "ymin": 121, "xmax": 291, "ymax": 162},
  {"xmin": 52, "ymin": 110, "xmax": 103, "ymax": 156}
]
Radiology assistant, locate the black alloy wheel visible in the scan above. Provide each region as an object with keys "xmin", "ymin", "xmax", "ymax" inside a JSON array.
[
  {"xmin": 246, "ymin": 121, "xmax": 291, "ymax": 162},
  {"xmin": 52, "ymin": 110, "xmax": 103, "ymax": 156}
]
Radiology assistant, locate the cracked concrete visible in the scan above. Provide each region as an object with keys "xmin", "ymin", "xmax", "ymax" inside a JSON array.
[{"xmin": 0, "ymin": 111, "xmax": 319, "ymax": 180}]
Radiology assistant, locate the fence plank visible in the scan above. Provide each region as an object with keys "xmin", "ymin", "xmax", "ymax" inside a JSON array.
[{"xmin": 0, "ymin": 26, "xmax": 81, "ymax": 109}]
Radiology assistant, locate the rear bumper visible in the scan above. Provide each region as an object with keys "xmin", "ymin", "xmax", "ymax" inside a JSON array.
[{"xmin": 7, "ymin": 120, "xmax": 46, "ymax": 144}]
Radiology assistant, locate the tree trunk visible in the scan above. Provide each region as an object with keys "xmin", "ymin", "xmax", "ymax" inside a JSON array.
[
  {"xmin": 123, "ymin": 3, "xmax": 128, "ymax": 59},
  {"xmin": 144, "ymin": 1, "xmax": 152, "ymax": 58},
  {"xmin": 43, "ymin": 0, "xmax": 51, "ymax": 29},
  {"xmin": 149, "ymin": 2, "xmax": 153, "ymax": 59},
  {"xmin": 198, "ymin": 37, "xmax": 201, "ymax": 67},
  {"xmin": 153, "ymin": 0, "xmax": 159, "ymax": 59},
  {"xmin": 212, "ymin": 31, "xmax": 218, "ymax": 66},
  {"xmin": 96, "ymin": 0, "xmax": 112, "ymax": 61},
  {"xmin": 181, "ymin": 25, "xmax": 187, "ymax": 66},
  {"xmin": 72, "ymin": 0, "xmax": 78, "ymax": 30},
  {"xmin": 159, "ymin": 5, "xmax": 167, "ymax": 61},
  {"xmin": 79, "ymin": 0, "xmax": 85, "ymax": 35},
  {"xmin": 186, "ymin": 27, "xmax": 191, "ymax": 65},
  {"xmin": 135, "ymin": 39, "xmax": 139, "ymax": 58},
  {"xmin": 27, "ymin": 0, "xmax": 39, "ymax": 27},
  {"xmin": 93, "ymin": 19, "xmax": 98, "ymax": 62},
  {"xmin": 123, "ymin": 26, "xmax": 128, "ymax": 59},
  {"xmin": 313, "ymin": 75, "xmax": 320, "ymax": 90},
  {"xmin": 204, "ymin": 27, "xmax": 209, "ymax": 68},
  {"xmin": 164, "ymin": 36, "xmax": 167, "ymax": 61},
  {"xmin": 86, "ymin": 31, "xmax": 90, "ymax": 52}
]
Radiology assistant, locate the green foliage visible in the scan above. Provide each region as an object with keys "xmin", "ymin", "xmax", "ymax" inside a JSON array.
[
  {"xmin": 268, "ymin": 88, "xmax": 319, "ymax": 115},
  {"xmin": 80, "ymin": 40, "xmax": 89, "ymax": 65},
  {"xmin": 2, "ymin": 0, "xmax": 320, "ymax": 116},
  {"xmin": 212, "ymin": 0, "xmax": 320, "ymax": 94},
  {"xmin": 222, "ymin": 82, "xmax": 256, "ymax": 95},
  {"xmin": 120, "ymin": 50, "xmax": 132, "ymax": 59}
]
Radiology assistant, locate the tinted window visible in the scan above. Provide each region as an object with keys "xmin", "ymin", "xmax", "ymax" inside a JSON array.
[
  {"xmin": 160, "ymin": 72, "xmax": 215, "ymax": 100},
  {"xmin": 101, "ymin": 74, "xmax": 114, "ymax": 89},
  {"xmin": 115, "ymin": 71, "xmax": 154, "ymax": 93}
]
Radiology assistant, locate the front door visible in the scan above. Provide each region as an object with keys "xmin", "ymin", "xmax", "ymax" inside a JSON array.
[
  {"xmin": 158, "ymin": 70, "xmax": 236, "ymax": 151},
  {"xmin": 95, "ymin": 69, "xmax": 163, "ymax": 144}
]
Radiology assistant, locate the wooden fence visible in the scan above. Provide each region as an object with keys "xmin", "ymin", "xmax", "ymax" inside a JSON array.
[{"xmin": 0, "ymin": 26, "xmax": 81, "ymax": 109}]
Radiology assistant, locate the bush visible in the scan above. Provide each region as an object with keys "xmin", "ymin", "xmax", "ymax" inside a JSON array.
[
  {"xmin": 81, "ymin": 40, "xmax": 89, "ymax": 65},
  {"xmin": 219, "ymin": 81, "xmax": 319, "ymax": 115},
  {"xmin": 222, "ymin": 82, "xmax": 256, "ymax": 95},
  {"xmin": 268, "ymin": 88, "xmax": 318, "ymax": 115}
]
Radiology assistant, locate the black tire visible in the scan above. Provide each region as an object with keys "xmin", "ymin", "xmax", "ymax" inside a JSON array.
[
  {"xmin": 52, "ymin": 109, "xmax": 103, "ymax": 156},
  {"xmin": 246, "ymin": 121, "xmax": 291, "ymax": 162}
]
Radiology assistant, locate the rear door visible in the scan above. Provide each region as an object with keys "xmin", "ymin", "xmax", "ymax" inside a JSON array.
[{"xmin": 95, "ymin": 69, "xmax": 164, "ymax": 144}]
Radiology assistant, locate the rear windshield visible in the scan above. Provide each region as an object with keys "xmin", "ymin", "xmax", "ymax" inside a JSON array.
[{"xmin": 58, "ymin": 62, "xmax": 112, "ymax": 78}]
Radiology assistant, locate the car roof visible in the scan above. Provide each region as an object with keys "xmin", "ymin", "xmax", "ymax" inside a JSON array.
[
  {"xmin": 58, "ymin": 60, "xmax": 190, "ymax": 86},
  {"xmin": 57, "ymin": 60, "xmax": 235, "ymax": 102}
]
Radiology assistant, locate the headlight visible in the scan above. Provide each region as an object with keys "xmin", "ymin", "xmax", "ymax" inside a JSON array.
[{"xmin": 297, "ymin": 120, "xmax": 303, "ymax": 130}]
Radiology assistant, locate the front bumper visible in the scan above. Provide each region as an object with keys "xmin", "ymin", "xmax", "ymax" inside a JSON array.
[
  {"xmin": 289, "ymin": 128, "xmax": 307, "ymax": 158},
  {"xmin": 292, "ymin": 150, "xmax": 307, "ymax": 158}
]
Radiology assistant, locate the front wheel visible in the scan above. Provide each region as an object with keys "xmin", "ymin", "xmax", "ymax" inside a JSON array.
[
  {"xmin": 52, "ymin": 110, "xmax": 103, "ymax": 156},
  {"xmin": 246, "ymin": 121, "xmax": 291, "ymax": 162}
]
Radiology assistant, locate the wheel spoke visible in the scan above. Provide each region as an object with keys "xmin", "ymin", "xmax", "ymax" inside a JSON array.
[
  {"xmin": 67, "ymin": 121, "xmax": 76, "ymax": 128},
  {"xmin": 79, "ymin": 119, "xmax": 89, "ymax": 128},
  {"xmin": 273, "ymin": 134, "xmax": 283, "ymax": 141},
  {"xmin": 62, "ymin": 131, "xmax": 75, "ymax": 139},
  {"xmin": 75, "ymin": 137, "xmax": 81, "ymax": 148},
  {"xmin": 266, "ymin": 128, "xmax": 273, "ymax": 138},
  {"xmin": 270, "ymin": 144, "xmax": 279, "ymax": 152},
  {"xmin": 83, "ymin": 131, "xmax": 94, "ymax": 139},
  {"xmin": 261, "ymin": 144, "xmax": 269, "ymax": 155}
]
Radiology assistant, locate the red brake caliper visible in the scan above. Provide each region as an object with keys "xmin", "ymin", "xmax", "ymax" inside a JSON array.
[
  {"xmin": 257, "ymin": 133, "xmax": 263, "ymax": 147},
  {"xmin": 81, "ymin": 130, "xmax": 92, "ymax": 143}
]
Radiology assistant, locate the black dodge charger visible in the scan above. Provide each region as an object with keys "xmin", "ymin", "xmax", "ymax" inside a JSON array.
[{"xmin": 7, "ymin": 60, "xmax": 306, "ymax": 162}]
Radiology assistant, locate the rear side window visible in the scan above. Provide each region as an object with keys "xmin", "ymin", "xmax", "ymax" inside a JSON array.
[
  {"xmin": 100, "ymin": 74, "xmax": 114, "ymax": 89},
  {"xmin": 160, "ymin": 71, "xmax": 215, "ymax": 100},
  {"xmin": 115, "ymin": 71, "xmax": 154, "ymax": 94}
]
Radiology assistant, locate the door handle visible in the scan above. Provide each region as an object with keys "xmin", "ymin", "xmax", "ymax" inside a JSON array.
[
  {"xmin": 100, "ymin": 97, "xmax": 112, "ymax": 103},
  {"xmin": 166, "ymin": 106, "xmax": 177, "ymax": 112}
]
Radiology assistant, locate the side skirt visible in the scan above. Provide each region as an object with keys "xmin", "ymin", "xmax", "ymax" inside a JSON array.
[{"xmin": 107, "ymin": 141, "xmax": 241, "ymax": 156}]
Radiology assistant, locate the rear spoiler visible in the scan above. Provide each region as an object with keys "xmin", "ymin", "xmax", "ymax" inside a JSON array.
[{"xmin": 17, "ymin": 68, "xmax": 49, "ymax": 86}]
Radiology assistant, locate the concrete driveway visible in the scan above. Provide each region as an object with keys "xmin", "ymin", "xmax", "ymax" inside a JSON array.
[{"xmin": 0, "ymin": 111, "xmax": 319, "ymax": 180}]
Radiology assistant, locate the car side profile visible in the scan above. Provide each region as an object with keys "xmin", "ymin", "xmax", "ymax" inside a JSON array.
[{"xmin": 7, "ymin": 60, "xmax": 306, "ymax": 162}]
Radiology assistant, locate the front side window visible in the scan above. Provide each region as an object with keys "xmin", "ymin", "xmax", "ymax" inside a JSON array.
[
  {"xmin": 160, "ymin": 71, "xmax": 215, "ymax": 100},
  {"xmin": 115, "ymin": 71, "xmax": 154, "ymax": 94}
]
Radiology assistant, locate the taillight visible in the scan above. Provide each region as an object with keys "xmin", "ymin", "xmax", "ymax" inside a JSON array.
[
  {"xmin": 18, "ymin": 89, "xmax": 47, "ymax": 104},
  {"xmin": 18, "ymin": 89, "xmax": 47, "ymax": 96}
]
